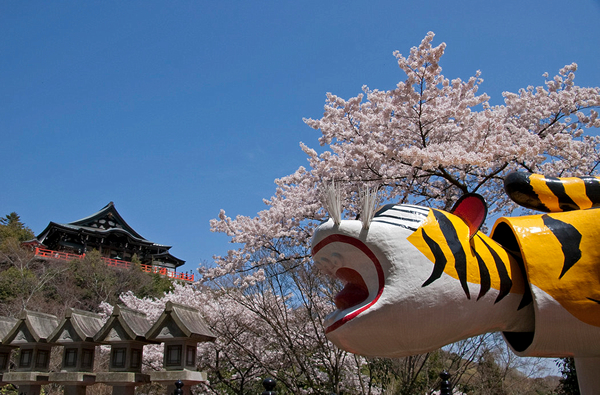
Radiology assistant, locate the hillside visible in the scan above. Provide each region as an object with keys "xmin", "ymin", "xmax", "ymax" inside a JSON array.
[{"xmin": 0, "ymin": 212, "xmax": 174, "ymax": 318}]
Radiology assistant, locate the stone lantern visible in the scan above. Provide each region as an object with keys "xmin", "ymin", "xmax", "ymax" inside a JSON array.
[
  {"xmin": 1, "ymin": 310, "xmax": 59, "ymax": 395},
  {"xmin": 48, "ymin": 308, "xmax": 103, "ymax": 395},
  {"xmin": 0, "ymin": 316, "xmax": 18, "ymax": 383},
  {"xmin": 93, "ymin": 305, "xmax": 157, "ymax": 395},
  {"xmin": 145, "ymin": 301, "xmax": 216, "ymax": 395}
]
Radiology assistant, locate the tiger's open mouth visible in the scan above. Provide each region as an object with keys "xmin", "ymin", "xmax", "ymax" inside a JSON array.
[
  {"xmin": 312, "ymin": 234, "xmax": 385, "ymax": 333},
  {"xmin": 334, "ymin": 267, "xmax": 369, "ymax": 310}
]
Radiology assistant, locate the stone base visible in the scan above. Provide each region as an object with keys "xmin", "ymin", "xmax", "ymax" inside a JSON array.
[
  {"xmin": 1, "ymin": 371, "xmax": 50, "ymax": 385},
  {"xmin": 150, "ymin": 370, "xmax": 208, "ymax": 395},
  {"xmin": 49, "ymin": 371, "xmax": 96, "ymax": 386},
  {"xmin": 95, "ymin": 372, "xmax": 150, "ymax": 386},
  {"xmin": 149, "ymin": 369, "xmax": 207, "ymax": 385}
]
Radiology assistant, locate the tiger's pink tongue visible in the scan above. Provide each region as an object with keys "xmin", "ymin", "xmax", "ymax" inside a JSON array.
[{"xmin": 334, "ymin": 267, "xmax": 369, "ymax": 310}]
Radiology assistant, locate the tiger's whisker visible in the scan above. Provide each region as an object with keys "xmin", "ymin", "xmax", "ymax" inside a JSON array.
[
  {"xmin": 323, "ymin": 180, "xmax": 342, "ymax": 226},
  {"xmin": 360, "ymin": 186, "xmax": 379, "ymax": 230}
]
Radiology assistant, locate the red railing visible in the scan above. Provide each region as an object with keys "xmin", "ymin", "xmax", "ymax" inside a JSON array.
[
  {"xmin": 34, "ymin": 248, "xmax": 83, "ymax": 262},
  {"xmin": 34, "ymin": 247, "xmax": 194, "ymax": 282}
]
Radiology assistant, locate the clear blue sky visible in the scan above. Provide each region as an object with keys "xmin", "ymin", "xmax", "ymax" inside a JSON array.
[{"xmin": 2, "ymin": 1, "xmax": 600, "ymax": 276}]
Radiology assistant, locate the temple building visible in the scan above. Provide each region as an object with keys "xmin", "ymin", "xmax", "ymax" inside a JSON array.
[{"xmin": 31, "ymin": 202, "xmax": 184, "ymax": 271}]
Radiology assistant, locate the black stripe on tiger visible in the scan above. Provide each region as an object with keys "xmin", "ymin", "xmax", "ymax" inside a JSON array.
[
  {"xmin": 544, "ymin": 176, "xmax": 579, "ymax": 211},
  {"xmin": 504, "ymin": 171, "xmax": 600, "ymax": 213},
  {"xmin": 583, "ymin": 176, "xmax": 600, "ymax": 198},
  {"xmin": 504, "ymin": 172, "xmax": 550, "ymax": 212},
  {"xmin": 421, "ymin": 228, "xmax": 447, "ymax": 287},
  {"xmin": 542, "ymin": 214, "xmax": 583, "ymax": 279},
  {"xmin": 477, "ymin": 236, "xmax": 512, "ymax": 304},
  {"xmin": 417, "ymin": 209, "xmax": 532, "ymax": 308},
  {"xmin": 432, "ymin": 210, "xmax": 470, "ymax": 299},
  {"xmin": 473, "ymin": 248, "xmax": 491, "ymax": 301}
]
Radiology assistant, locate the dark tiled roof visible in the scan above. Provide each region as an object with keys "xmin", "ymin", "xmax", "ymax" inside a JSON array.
[
  {"xmin": 150, "ymin": 251, "xmax": 185, "ymax": 266},
  {"xmin": 69, "ymin": 202, "xmax": 147, "ymax": 241},
  {"xmin": 37, "ymin": 202, "xmax": 169, "ymax": 247}
]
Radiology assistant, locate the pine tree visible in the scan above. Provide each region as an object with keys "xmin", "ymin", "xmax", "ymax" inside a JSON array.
[{"xmin": 0, "ymin": 212, "xmax": 34, "ymax": 248}]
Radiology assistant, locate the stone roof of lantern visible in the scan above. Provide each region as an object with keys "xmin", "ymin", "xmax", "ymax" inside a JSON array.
[
  {"xmin": 3, "ymin": 310, "xmax": 59, "ymax": 345},
  {"xmin": 49, "ymin": 308, "xmax": 104, "ymax": 344},
  {"xmin": 0, "ymin": 316, "xmax": 18, "ymax": 344},
  {"xmin": 94, "ymin": 305, "xmax": 158, "ymax": 344},
  {"xmin": 146, "ymin": 301, "xmax": 216, "ymax": 343}
]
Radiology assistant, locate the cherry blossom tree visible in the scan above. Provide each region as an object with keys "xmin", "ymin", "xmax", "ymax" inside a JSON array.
[
  {"xmin": 204, "ymin": 31, "xmax": 600, "ymax": 393},
  {"xmin": 304, "ymin": 33, "xmax": 599, "ymax": 210},
  {"xmin": 208, "ymin": 31, "xmax": 600, "ymax": 287}
]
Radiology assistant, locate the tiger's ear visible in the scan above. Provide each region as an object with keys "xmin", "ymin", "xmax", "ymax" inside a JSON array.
[{"xmin": 451, "ymin": 194, "xmax": 487, "ymax": 238}]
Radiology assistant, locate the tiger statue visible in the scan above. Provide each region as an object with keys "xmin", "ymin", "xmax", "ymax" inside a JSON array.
[{"xmin": 311, "ymin": 172, "xmax": 600, "ymax": 394}]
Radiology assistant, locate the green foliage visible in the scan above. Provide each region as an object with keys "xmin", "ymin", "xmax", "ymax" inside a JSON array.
[
  {"xmin": 143, "ymin": 271, "xmax": 175, "ymax": 297},
  {"xmin": 0, "ymin": 384, "xmax": 18, "ymax": 395},
  {"xmin": 65, "ymin": 250, "xmax": 175, "ymax": 311},
  {"xmin": 0, "ymin": 266, "xmax": 37, "ymax": 302},
  {"xmin": 69, "ymin": 249, "xmax": 119, "ymax": 309},
  {"xmin": 475, "ymin": 350, "xmax": 507, "ymax": 395},
  {"xmin": 0, "ymin": 212, "xmax": 34, "ymax": 248},
  {"xmin": 361, "ymin": 351, "xmax": 446, "ymax": 395},
  {"xmin": 114, "ymin": 261, "xmax": 174, "ymax": 300},
  {"xmin": 131, "ymin": 253, "xmax": 141, "ymax": 265}
]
